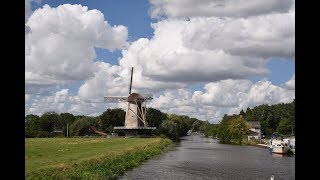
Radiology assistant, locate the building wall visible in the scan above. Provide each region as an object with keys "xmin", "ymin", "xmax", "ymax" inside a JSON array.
[
  {"xmin": 249, "ymin": 128, "xmax": 261, "ymax": 134},
  {"xmin": 248, "ymin": 127, "xmax": 261, "ymax": 141}
]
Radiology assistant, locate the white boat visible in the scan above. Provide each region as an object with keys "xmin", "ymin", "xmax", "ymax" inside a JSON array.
[{"xmin": 269, "ymin": 139, "xmax": 290, "ymax": 154}]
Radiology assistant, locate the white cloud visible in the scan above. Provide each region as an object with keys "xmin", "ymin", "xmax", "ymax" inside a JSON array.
[
  {"xmin": 25, "ymin": 94, "xmax": 31, "ymax": 102},
  {"xmin": 25, "ymin": 88, "xmax": 121, "ymax": 116},
  {"xmin": 149, "ymin": 79, "xmax": 294, "ymax": 123},
  {"xmin": 25, "ymin": 0, "xmax": 32, "ymax": 23},
  {"xmin": 26, "ymin": 89, "xmax": 71, "ymax": 115},
  {"xmin": 25, "ymin": 4, "xmax": 128, "ymax": 93},
  {"xmin": 181, "ymin": 13, "xmax": 294, "ymax": 58},
  {"xmin": 53, "ymin": 89, "xmax": 69, "ymax": 103},
  {"xmin": 192, "ymin": 79, "xmax": 252, "ymax": 107},
  {"xmin": 25, "ymin": 78, "xmax": 294, "ymax": 123},
  {"xmin": 77, "ymin": 62, "xmax": 127, "ymax": 102},
  {"xmin": 245, "ymin": 80, "xmax": 294, "ymax": 106},
  {"xmin": 118, "ymin": 3, "xmax": 294, "ymax": 85},
  {"xmin": 151, "ymin": 89, "xmax": 221, "ymax": 122},
  {"xmin": 282, "ymin": 74, "xmax": 295, "ymax": 90},
  {"xmin": 228, "ymin": 80, "xmax": 295, "ymax": 115},
  {"xmin": 149, "ymin": 0, "xmax": 293, "ymax": 19},
  {"xmin": 25, "ymin": 0, "xmax": 32, "ymax": 34},
  {"xmin": 119, "ymin": 19, "xmax": 271, "ymax": 84}
]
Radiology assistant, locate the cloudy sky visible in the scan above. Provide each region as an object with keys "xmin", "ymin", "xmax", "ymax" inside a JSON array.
[{"xmin": 25, "ymin": 0, "xmax": 295, "ymax": 123}]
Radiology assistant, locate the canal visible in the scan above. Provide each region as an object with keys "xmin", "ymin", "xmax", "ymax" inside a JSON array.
[{"xmin": 120, "ymin": 135, "xmax": 295, "ymax": 180}]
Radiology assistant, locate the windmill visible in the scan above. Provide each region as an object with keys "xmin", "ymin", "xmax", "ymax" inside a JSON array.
[{"xmin": 104, "ymin": 67, "xmax": 156, "ymax": 136}]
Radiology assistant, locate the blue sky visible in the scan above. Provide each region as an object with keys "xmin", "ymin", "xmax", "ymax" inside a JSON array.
[
  {"xmin": 266, "ymin": 58, "xmax": 295, "ymax": 85},
  {"xmin": 25, "ymin": 0, "xmax": 295, "ymax": 123}
]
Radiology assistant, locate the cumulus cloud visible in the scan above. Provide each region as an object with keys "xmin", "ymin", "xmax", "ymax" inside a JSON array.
[
  {"xmin": 25, "ymin": 88, "xmax": 121, "ymax": 116},
  {"xmin": 181, "ymin": 13, "xmax": 294, "ymax": 58},
  {"xmin": 119, "ymin": 19, "xmax": 271, "ymax": 84},
  {"xmin": 25, "ymin": 0, "xmax": 32, "ymax": 23},
  {"xmin": 149, "ymin": 79, "xmax": 294, "ymax": 123},
  {"xmin": 25, "ymin": 4, "xmax": 128, "ymax": 93},
  {"xmin": 77, "ymin": 62, "xmax": 127, "ymax": 102},
  {"xmin": 60, "ymin": 0, "xmax": 294, "ymax": 112},
  {"xmin": 227, "ymin": 81, "xmax": 295, "ymax": 115},
  {"xmin": 26, "ymin": 89, "xmax": 71, "ymax": 115},
  {"xmin": 25, "ymin": 0, "xmax": 32, "ymax": 34},
  {"xmin": 282, "ymin": 74, "xmax": 295, "ymax": 90},
  {"xmin": 25, "ymin": 94, "xmax": 31, "ymax": 103},
  {"xmin": 192, "ymin": 79, "xmax": 252, "ymax": 107},
  {"xmin": 118, "ymin": 1, "xmax": 294, "ymax": 85},
  {"xmin": 149, "ymin": 0, "xmax": 293, "ymax": 19},
  {"xmin": 25, "ymin": 78, "xmax": 294, "ymax": 123}
]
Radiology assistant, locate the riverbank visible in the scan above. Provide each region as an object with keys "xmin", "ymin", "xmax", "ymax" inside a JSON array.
[{"xmin": 25, "ymin": 137, "xmax": 172, "ymax": 179}]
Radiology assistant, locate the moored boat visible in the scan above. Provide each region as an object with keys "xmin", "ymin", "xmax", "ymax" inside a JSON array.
[{"xmin": 269, "ymin": 139, "xmax": 289, "ymax": 154}]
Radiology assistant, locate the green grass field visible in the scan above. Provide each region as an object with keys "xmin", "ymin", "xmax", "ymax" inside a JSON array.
[{"xmin": 25, "ymin": 137, "xmax": 172, "ymax": 179}]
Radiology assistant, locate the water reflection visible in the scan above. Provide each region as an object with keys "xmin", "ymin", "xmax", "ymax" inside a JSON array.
[{"xmin": 270, "ymin": 152, "xmax": 294, "ymax": 158}]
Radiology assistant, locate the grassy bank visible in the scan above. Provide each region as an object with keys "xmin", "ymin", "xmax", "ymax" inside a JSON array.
[{"xmin": 25, "ymin": 137, "xmax": 172, "ymax": 179}]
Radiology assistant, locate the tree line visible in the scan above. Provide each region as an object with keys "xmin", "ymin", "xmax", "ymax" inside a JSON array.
[
  {"xmin": 25, "ymin": 99, "xmax": 294, "ymax": 143},
  {"xmin": 25, "ymin": 108, "xmax": 202, "ymax": 141}
]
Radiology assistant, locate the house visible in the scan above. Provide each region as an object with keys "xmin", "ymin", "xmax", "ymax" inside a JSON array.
[{"xmin": 247, "ymin": 121, "xmax": 261, "ymax": 141}]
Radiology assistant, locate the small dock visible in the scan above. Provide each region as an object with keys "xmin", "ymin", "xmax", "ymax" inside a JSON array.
[{"xmin": 255, "ymin": 144, "xmax": 269, "ymax": 148}]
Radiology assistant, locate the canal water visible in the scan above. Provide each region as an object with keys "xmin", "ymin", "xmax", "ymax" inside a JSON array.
[{"xmin": 120, "ymin": 135, "xmax": 295, "ymax": 180}]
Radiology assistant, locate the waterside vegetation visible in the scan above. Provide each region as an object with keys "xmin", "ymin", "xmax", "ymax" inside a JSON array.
[{"xmin": 26, "ymin": 138, "xmax": 172, "ymax": 179}]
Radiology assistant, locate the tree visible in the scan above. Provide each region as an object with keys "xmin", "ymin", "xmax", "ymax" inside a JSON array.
[
  {"xmin": 244, "ymin": 107, "xmax": 253, "ymax": 121},
  {"xmin": 25, "ymin": 114, "xmax": 40, "ymax": 130},
  {"xmin": 217, "ymin": 118, "xmax": 232, "ymax": 143},
  {"xmin": 146, "ymin": 108, "xmax": 167, "ymax": 128},
  {"xmin": 168, "ymin": 114, "xmax": 189, "ymax": 136},
  {"xmin": 39, "ymin": 111, "xmax": 59, "ymax": 133},
  {"xmin": 99, "ymin": 108, "xmax": 125, "ymax": 132},
  {"xmin": 69, "ymin": 117, "xmax": 97, "ymax": 136},
  {"xmin": 60, "ymin": 113, "xmax": 75, "ymax": 125},
  {"xmin": 199, "ymin": 121, "xmax": 218, "ymax": 138},
  {"xmin": 160, "ymin": 119, "xmax": 180, "ymax": 140},
  {"xmin": 60, "ymin": 113, "xmax": 76, "ymax": 136},
  {"xmin": 239, "ymin": 109, "xmax": 245, "ymax": 117},
  {"xmin": 25, "ymin": 114, "xmax": 41, "ymax": 137},
  {"xmin": 191, "ymin": 120, "xmax": 202, "ymax": 132},
  {"xmin": 277, "ymin": 118, "xmax": 293, "ymax": 135},
  {"xmin": 227, "ymin": 117, "xmax": 250, "ymax": 144}
]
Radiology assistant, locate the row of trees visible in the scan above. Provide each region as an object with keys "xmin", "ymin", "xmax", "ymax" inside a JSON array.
[
  {"xmin": 25, "ymin": 108, "xmax": 202, "ymax": 140},
  {"xmin": 239, "ymin": 99, "xmax": 295, "ymax": 136},
  {"xmin": 25, "ymin": 100, "xmax": 295, "ymax": 142}
]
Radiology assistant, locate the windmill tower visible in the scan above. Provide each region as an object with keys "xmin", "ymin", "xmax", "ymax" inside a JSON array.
[{"xmin": 104, "ymin": 67, "xmax": 155, "ymax": 136}]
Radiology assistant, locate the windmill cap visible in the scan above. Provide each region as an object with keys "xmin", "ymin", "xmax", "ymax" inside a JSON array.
[{"xmin": 127, "ymin": 93, "xmax": 146, "ymax": 103}]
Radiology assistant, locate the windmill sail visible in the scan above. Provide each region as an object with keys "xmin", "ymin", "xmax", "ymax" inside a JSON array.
[
  {"xmin": 104, "ymin": 96, "xmax": 127, "ymax": 102},
  {"xmin": 129, "ymin": 67, "xmax": 133, "ymax": 94}
]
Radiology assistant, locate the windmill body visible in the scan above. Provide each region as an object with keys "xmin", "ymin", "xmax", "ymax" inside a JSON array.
[{"xmin": 124, "ymin": 93, "xmax": 147, "ymax": 128}]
